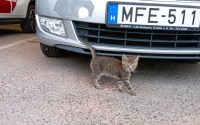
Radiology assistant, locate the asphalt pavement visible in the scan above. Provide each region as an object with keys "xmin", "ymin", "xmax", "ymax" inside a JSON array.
[{"xmin": 0, "ymin": 25, "xmax": 200, "ymax": 125}]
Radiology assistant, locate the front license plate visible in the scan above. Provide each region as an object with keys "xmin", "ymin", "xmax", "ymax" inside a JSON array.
[{"xmin": 106, "ymin": 3, "xmax": 200, "ymax": 31}]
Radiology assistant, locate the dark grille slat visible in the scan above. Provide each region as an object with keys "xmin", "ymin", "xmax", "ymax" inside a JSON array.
[
  {"xmin": 80, "ymin": 34, "xmax": 200, "ymax": 43},
  {"xmin": 198, "ymin": 36, "xmax": 200, "ymax": 48},
  {"xmin": 174, "ymin": 31, "xmax": 178, "ymax": 48},
  {"xmin": 74, "ymin": 21, "xmax": 200, "ymax": 49},
  {"xmin": 76, "ymin": 26, "xmax": 126, "ymax": 33},
  {"xmin": 97, "ymin": 24, "xmax": 100, "ymax": 44},
  {"xmin": 82, "ymin": 49, "xmax": 200, "ymax": 59},
  {"xmin": 150, "ymin": 30, "xmax": 153, "ymax": 48},
  {"xmin": 76, "ymin": 26, "xmax": 200, "ymax": 36},
  {"xmin": 124, "ymin": 29, "xmax": 127, "ymax": 46}
]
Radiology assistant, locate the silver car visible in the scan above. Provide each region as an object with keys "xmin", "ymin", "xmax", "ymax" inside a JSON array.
[{"xmin": 36, "ymin": 0, "xmax": 200, "ymax": 62}]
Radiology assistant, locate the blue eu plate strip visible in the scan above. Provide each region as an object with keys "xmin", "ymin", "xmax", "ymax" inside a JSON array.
[{"xmin": 107, "ymin": 4, "xmax": 118, "ymax": 24}]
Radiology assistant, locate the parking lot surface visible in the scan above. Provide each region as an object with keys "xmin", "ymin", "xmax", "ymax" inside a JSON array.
[{"xmin": 0, "ymin": 25, "xmax": 200, "ymax": 125}]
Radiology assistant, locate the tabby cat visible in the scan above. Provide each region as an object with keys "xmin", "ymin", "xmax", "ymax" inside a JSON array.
[{"xmin": 81, "ymin": 35, "xmax": 140, "ymax": 96}]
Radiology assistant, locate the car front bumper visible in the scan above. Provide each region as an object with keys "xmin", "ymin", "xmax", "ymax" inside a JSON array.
[{"xmin": 36, "ymin": 0, "xmax": 200, "ymax": 59}]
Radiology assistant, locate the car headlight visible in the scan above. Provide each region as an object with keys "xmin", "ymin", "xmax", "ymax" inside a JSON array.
[{"xmin": 39, "ymin": 16, "xmax": 66, "ymax": 37}]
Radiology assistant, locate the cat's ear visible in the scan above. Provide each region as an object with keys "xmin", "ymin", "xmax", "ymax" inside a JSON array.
[
  {"xmin": 122, "ymin": 54, "xmax": 128, "ymax": 61},
  {"xmin": 134, "ymin": 55, "xmax": 140, "ymax": 61},
  {"xmin": 136, "ymin": 55, "xmax": 140, "ymax": 59},
  {"xmin": 122, "ymin": 54, "xmax": 128, "ymax": 63}
]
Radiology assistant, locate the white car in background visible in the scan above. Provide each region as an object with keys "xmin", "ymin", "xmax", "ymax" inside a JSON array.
[
  {"xmin": 36, "ymin": 0, "xmax": 200, "ymax": 62},
  {"xmin": 0, "ymin": 0, "xmax": 36, "ymax": 33}
]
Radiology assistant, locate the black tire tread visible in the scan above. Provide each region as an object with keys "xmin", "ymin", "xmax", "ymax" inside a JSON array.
[
  {"xmin": 40, "ymin": 43, "xmax": 65, "ymax": 57},
  {"xmin": 20, "ymin": 5, "xmax": 36, "ymax": 33}
]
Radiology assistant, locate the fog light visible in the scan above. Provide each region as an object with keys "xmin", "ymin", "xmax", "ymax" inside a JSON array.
[
  {"xmin": 39, "ymin": 16, "xmax": 66, "ymax": 37},
  {"xmin": 78, "ymin": 7, "xmax": 89, "ymax": 18}
]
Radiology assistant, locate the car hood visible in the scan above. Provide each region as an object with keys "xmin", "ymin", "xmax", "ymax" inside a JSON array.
[{"xmin": 36, "ymin": 0, "xmax": 200, "ymax": 23}]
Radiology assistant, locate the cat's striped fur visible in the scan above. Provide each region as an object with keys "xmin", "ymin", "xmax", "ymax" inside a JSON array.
[{"xmin": 81, "ymin": 35, "xmax": 139, "ymax": 96}]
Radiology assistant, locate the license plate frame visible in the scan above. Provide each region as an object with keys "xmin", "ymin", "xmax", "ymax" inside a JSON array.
[{"xmin": 106, "ymin": 2, "xmax": 200, "ymax": 31}]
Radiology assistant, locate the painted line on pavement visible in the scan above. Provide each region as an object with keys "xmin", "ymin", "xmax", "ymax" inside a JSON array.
[{"xmin": 0, "ymin": 37, "xmax": 38, "ymax": 51}]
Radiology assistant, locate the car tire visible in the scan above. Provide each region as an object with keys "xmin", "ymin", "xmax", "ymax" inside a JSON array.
[
  {"xmin": 40, "ymin": 43, "xmax": 66, "ymax": 57},
  {"xmin": 20, "ymin": 5, "xmax": 36, "ymax": 33}
]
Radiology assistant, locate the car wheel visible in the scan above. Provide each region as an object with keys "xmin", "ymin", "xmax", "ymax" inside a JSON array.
[
  {"xmin": 20, "ymin": 5, "xmax": 36, "ymax": 33},
  {"xmin": 40, "ymin": 43, "xmax": 66, "ymax": 57}
]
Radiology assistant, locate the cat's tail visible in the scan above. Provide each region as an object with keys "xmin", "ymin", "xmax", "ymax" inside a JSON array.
[{"xmin": 81, "ymin": 35, "xmax": 96, "ymax": 59}]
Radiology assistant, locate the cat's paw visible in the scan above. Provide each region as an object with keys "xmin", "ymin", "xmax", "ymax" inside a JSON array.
[
  {"xmin": 95, "ymin": 85, "xmax": 103, "ymax": 89},
  {"xmin": 129, "ymin": 91, "xmax": 136, "ymax": 96},
  {"xmin": 119, "ymin": 88, "xmax": 125, "ymax": 92}
]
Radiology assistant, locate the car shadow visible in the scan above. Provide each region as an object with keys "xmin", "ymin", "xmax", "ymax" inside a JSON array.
[
  {"xmin": 0, "ymin": 24, "xmax": 23, "ymax": 36},
  {"xmin": 65, "ymin": 51, "xmax": 200, "ymax": 77}
]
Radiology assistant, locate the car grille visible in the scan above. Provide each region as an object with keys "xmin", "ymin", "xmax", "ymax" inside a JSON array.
[{"xmin": 73, "ymin": 21, "xmax": 200, "ymax": 59}]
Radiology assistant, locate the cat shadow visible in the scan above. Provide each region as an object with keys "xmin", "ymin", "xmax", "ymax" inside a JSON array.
[
  {"xmin": 63, "ymin": 52, "xmax": 120, "ymax": 89},
  {"xmin": 63, "ymin": 51, "xmax": 91, "ymax": 74}
]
